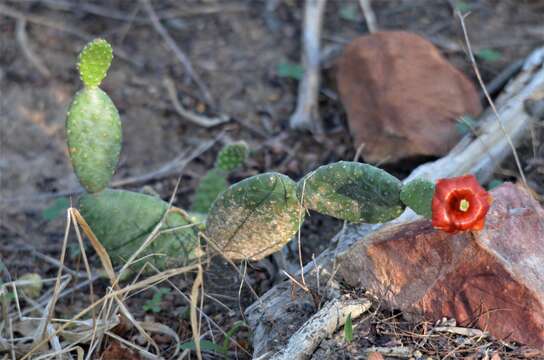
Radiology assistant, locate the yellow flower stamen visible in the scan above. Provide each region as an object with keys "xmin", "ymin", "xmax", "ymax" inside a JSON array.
[{"xmin": 459, "ymin": 199, "xmax": 470, "ymax": 212}]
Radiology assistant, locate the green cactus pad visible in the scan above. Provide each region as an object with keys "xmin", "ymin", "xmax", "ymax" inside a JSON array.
[
  {"xmin": 216, "ymin": 141, "xmax": 248, "ymax": 172},
  {"xmin": 205, "ymin": 172, "xmax": 303, "ymax": 261},
  {"xmin": 191, "ymin": 169, "xmax": 228, "ymax": 214},
  {"xmin": 77, "ymin": 39, "xmax": 113, "ymax": 88},
  {"xmin": 400, "ymin": 178, "xmax": 435, "ymax": 219},
  {"xmin": 297, "ymin": 161, "xmax": 404, "ymax": 223},
  {"xmin": 66, "ymin": 87, "xmax": 121, "ymax": 193},
  {"xmin": 79, "ymin": 189, "xmax": 199, "ymax": 270}
]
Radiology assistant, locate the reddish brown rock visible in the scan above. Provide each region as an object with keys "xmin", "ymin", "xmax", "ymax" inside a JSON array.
[
  {"xmin": 336, "ymin": 183, "xmax": 544, "ymax": 349},
  {"xmin": 337, "ymin": 31, "xmax": 482, "ymax": 163}
]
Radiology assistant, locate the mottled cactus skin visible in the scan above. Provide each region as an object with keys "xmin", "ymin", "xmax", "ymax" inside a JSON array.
[
  {"xmin": 400, "ymin": 178, "xmax": 435, "ymax": 219},
  {"xmin": 77, "ymin": 39, "xmax": 113, "ymax": 88},
  {"xmin": 79, "ymin": 189, "xmax": 199, "ymax": 270},
  {"xmin": 205, "ymin": 172, "xmax": 303, "ymax": 261},
  {"xmin": 216, "ymin": 141, "xmax": 248, "ymax": 172},
  {"xmin": 297, "ymin": 161, "xmax": 404, "ymax": 223},
  {"xmin": 191, "ymin": 169, "xmax": 228, "ymax": 214},
  {"xmin": 66, "ymin": 87, "xmax": 121, "ymax": 193}
]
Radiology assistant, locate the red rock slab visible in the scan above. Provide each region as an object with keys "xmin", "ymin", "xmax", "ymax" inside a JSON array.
[
  {"xmin": 336, "ymin": 31, "xmax": 482, "ymax": 163},
  {"xmin": 336, "ymin": 183, "xmax": 544, "ymax": 348}
]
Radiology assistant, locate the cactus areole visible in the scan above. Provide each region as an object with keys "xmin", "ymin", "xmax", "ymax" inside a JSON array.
[{"xmin": 432, "ymin": 175, "xmax": 492, "ymax": 233}]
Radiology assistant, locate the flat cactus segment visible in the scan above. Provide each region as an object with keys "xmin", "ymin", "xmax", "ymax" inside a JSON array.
[
  {"xmin": 77, "ymin": 38, "xmax": 113, "ymax": 88},
  {"xmin": 216, "ymin": 141, "xmax": 248, "ymax": 172},
  {"xmin": 79, "ymin": 189, "xmax": 199, "ymax": 270},
  {"xmin": 297, "ymin": 161, "xmax": 404, "ymax": 223},
  {"xmin": 66, "ymin": 87, "xmax": 121, "ymax": 193},
  {"xmin": 400, "ymin": 178, "xmax": 435, "ymax": 219},
  {"xmin": 205, "ymin": 172, "xmax": 303, "ymax": 261},
  {"xmin": 191, "ymin": 169, "xmax": 228, "ymax": 214}
]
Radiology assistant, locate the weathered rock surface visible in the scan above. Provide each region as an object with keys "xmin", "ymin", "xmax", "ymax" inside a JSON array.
[
  {"xmin": 337, "ymin": 31, "xmax": 482, "ymax": 163},
  {"xmin": 336, "ymin": 183, "xmax": 544, "ymax": 349}
]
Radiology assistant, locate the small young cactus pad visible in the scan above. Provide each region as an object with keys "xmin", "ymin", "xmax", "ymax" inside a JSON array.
[
  {"xmin": 215, "ymin": 141, "xmax": 248, "ymax": 172},
  {"xmin": 205, "ymin": 172, "xmax": 303, "ymax": 261},
  {"xmin": 77, "ymin": 39, "xmax": 113, "ymax": 88},
  {"xmin": 297, "ymin": 161, "xmax": 404, "ymax": 223},
  {"xmin": 400, "ymin": 178, "xmax": 435, "ymax": 219},
  {"xmin": 79, "ymin": 189, "xmax": 199, "ymax": 270},
  {"xmin": 191, "ymin": 169, "xmax": 228, "ymax": 214},
  {"xmin": 66, "ymin": 87, "xmax": 121, "ymax": 193}
]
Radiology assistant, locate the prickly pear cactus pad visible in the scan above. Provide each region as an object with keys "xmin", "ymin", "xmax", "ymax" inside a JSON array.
[
  {"xmin": 400, "ymin": 178, "xmax": 435, "ymax": 219},
  {"xmin": 77, "ymin": 39, "xmax": 113, "ymax": 88},
  {"xmin": 216, "ymin": 141, "xmax": 248, "ymax": 172},
  {"xmin": 66, "ymin": 39, "xmax": 121, "ymax": 193},
  {"xmin": 79, "ymin": 189, "xmax": 199, "ymax": 270},
  {"xmin": 191, "ymin": 169, "xmax": 229, "ymax": 214},
  {"xmin": 297, "ymin": 161, "xmax": 404, "ymax": 223},
  {"xmin": 66, "ymin": 88, "xmax": 121, "ymax": 193},
  {"xmin": 205, "ymin": 172, "xmax": 303, "ymax": 261}
]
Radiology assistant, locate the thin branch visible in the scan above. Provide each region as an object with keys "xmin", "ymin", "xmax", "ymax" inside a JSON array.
[
  {"xmin": 1, "ymin": 135, "xmax": 221, "ymax": 205},
  {"xmin": 140, "ymin": 0, "xmax": 214, "ymax": 106},
  {"xmin": 15, "ymin": 18, "xmax": 51, "ymax": 78},
  {"xmin": 164, "ymin": 78, "xmax": 229, "ymax": 128},
  {"xmin": 289, "ymin": 0, "xmax": 327, "ymax": 132},
  {"xmin": 358, "ymin": 0, "xmax": 378, "ymax": 33},
  {"xmin": 457, "ymin": 11, "xmax": 527, "ymax": 187},
  {"xmin": 0, "ymin": 4, "xmax": 142, "ymax": 68}
]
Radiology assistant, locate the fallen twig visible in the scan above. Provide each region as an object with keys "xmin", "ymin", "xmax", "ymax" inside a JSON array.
[
  {"xmin": 289, "ymin": 0, "xmax": 327, "ymax": 132},
  {"xmin": 15, "ymin": 18, "xmax": 51, "ymax": 78},
  {"xmin": 140, "ymin": 0, "xmax": 214, "ymax": 106},
  {"xmin": 1, "ymin": 134, "xmax": 222, "ymax": 205},
  {"xmin": 0, "ymin": 3, "xmax": 142, "ymax": 68},
  {"xmin": 358, "ymin": 0, "xmax": 378, "ymax": 33},
  {"xmin": 164, "ymin": 78, "xmax": 229, "ymax": 128},
  {"xmin": 270, "ymin": 296, "xmax": 371, "ymax": 360}
]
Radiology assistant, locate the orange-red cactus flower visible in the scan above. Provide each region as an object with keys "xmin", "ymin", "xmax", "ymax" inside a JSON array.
[{"xmin": 432, "ymin": 175, "xmax": 492, "ymax": 233}]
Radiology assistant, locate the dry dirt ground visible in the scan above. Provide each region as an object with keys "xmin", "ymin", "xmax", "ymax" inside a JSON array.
[{"xmin": 1, "ymin": 0, "xmax": 544, "ymax": 359}]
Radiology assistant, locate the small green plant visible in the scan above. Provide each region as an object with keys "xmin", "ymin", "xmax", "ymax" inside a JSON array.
[
  {"xmin": 42, "ymin": 197, "xmax": 70, "ymax": 221},
  {"xmin": 143, "ymin": 287, "xmax": 171, "ymax": 313},
  {"xmin": 66, "ymin": 40, "xmax": 445, "ymax": 266},
  {"xmin": 344, "ymin": 312, "xmax": 353, "ymax": 343},
  {"xmin": 339, "ymin": 3, "xmax": 361, "ymax": 22},
  {"xmin": 277, "ymin": 61, "xmax": 304, "ymax": 80},
  {"xmin": 179, "ymin": 320, "xmax": 247, "ymax": 358},
  {"xmin": 476, "ymin": 48, "xmax": 502, "ymax": 63}
]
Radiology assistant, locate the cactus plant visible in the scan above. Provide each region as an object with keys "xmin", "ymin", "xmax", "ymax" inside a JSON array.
[
  {"xmin": 66, "ymin": 39, "xmax": 121, "ymax": 193},
  {"xmin": 205, "ymin": 172, "xmax": 303, "ymax": 261},
  {"xmin": 80, "ymin": 189, "xmax": 199, "ymax": 270},
  {"xmin": 400, "ymin": 178, "xmax": 435, "ymax": 219},
  {"xmin": 297, "ymin": 161, "xmax": 405, "ymax": 223},
  {"xmin": 62, "ymin": 40, "xmax": 467, "ymax": 266},
  {"xmin": 191, "ymin": 168, "xmax": 229, "ymax": 214},
  {"xmin": 191, "ymin": 142, "xmax": 249, "ymax": 215},
  {"xmin": 215, "ymin": 141, "xmax": 248, "ymax": 172}
]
